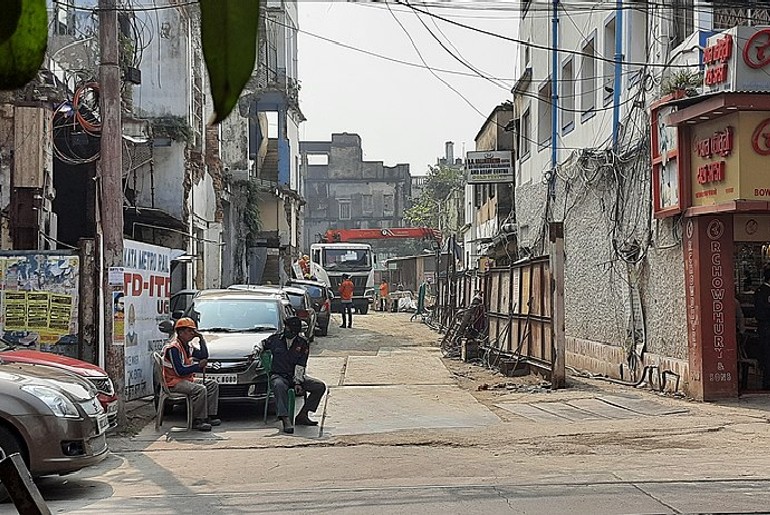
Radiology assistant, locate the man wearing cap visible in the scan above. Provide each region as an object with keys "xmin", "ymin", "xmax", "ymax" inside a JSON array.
[
  {"xmin": 161, "ymin": 317, "xmax": 220, "ymax": 431},
  {"xmin": 338, "ymin": 273, "xmax": 355, "ymax": 328},
  {"xmin": 258, "ymin": 316, "xmax": 326, "ymax": 433}
]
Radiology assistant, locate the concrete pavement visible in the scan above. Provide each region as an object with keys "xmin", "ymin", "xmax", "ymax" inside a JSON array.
[{"xmin": 9, "ymin": 313, "xmax": 770, "ymax": 514}]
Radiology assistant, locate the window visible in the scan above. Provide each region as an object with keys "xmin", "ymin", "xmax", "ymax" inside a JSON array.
[
  {"xmin": 672, "ymin": 0, "xmax": 694, "ymax": 47},
  {"xmin": 362, "ymin": 194, "xmax": 373, "ymax": 214},
  {"xmin": 383, "ymin": 194, "xmax": 394, "ymax": 216},
  {"xmin": 581, "ymin": 38, "xmax": 596, "ymax": 116},
  {"xmin": 339, "ymin": 200, "xmax": 351, "ymax": 220},
  {"xmin": 561, "ymin": 59, "xmax": 575, "ymax": 133},
  {"xmin": 474, "ymin": 185, "xmax": 482, "ymax": 208},
  {"xmin": 520, "ymin": 109, "xmax": 531, "ymax": 160},
  {"xmin": 537, "ymin": 80, "xmax": 552, "ymax": 147},
  {"xmin": 603, "ymin": 17, "xmax": 616, "ymax": 106}
]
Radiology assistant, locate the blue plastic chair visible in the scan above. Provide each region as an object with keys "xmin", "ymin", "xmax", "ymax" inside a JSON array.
[{"xmin": 260, "ymin": 351, "xmax": 296, "ymax": 426}]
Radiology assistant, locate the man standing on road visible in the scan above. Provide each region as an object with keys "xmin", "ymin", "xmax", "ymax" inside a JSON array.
[
  {"xmin": 339, "ymin": 274, "xmax": 354, "ymax": 328},
  {"xmin": 259, "ymin": 316, "xmax": 327, "ymax": 434},
  {"xmin": 754, "ymin": 268, "xmax": 770, "ymax": 390},
  {"xmin": 379, "ymin": 279, "xmax": 389, "ymax": 312},
  {"xmin": 161, "ymin": 317, "xmax": 221, "ymax": 431}
]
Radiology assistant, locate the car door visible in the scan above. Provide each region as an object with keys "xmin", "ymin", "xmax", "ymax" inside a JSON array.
[{"xmin": 304, "ymin": 292, "xmax": 317, "ymax": 332}]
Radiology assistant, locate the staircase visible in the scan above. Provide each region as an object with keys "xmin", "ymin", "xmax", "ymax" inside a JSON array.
[{"xmin": 259, "ymin": 140, "xmax": 279, "ymax": 183}]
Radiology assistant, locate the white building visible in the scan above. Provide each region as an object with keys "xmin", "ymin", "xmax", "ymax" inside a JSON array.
[{"xmin": 513, "ymin": 2, "xmax": 770, "ymax": 399}]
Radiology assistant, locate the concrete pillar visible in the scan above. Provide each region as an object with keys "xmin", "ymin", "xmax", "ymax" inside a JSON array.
[{"xmin": 682, "ymin": 214, "xmax": 738, "ymax": 400}]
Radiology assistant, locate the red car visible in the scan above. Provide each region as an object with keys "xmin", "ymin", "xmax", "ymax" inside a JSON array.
[{"xmin": 0, "ymin": 337, "xmax": 118, "ymax": 428}]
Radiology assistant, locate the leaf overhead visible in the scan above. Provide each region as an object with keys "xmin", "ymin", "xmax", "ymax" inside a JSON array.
[
  {"xmin": 0, "ymin": 0, "xmax": 47, "ymax": 90},
  {"xmin": 200, "ymin": 0, "xmax": 260, "ymax": 124},
  {"xmin": 0, "ymin": 0, "xmax": 22, "ymax": 46}
]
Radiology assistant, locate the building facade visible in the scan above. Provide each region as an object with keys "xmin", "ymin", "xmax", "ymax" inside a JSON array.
[
  {"xmin": 512, "ymin": 1, "xmax": 770, "ymax": 399},
  {"xmin": 300, "ymin": 133, "xmax": 411, "ymax": 257}
]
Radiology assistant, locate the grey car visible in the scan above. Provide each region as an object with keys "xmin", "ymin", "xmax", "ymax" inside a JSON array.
[
  {"xmin": 162, "ymin": 289, "xmax": 295, "ymax": 404},
  {"xmin": 0, "ymin": 361, "xmax": 110, "ymax": 498}
]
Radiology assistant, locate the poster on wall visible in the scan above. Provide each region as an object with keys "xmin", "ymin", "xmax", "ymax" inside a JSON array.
[
  {"xmin": 0, "ymin": 254, "xmax": 79, "ymax": 357},
  {"xmin": 122, "ymin": 240, "xmax": 173, "ymax": 400}
]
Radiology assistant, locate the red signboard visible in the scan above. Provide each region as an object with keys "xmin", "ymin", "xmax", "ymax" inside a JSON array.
[
  {"xmin": 704, "ymin": 34, "xmax": 733, "ymax": 86},
  {"xmin": 682, "ymin": 215, "xmax": 738, "ymax": 400},
  {"xmin": 743, "ymin": 28, "xmax": 770, "ymax": 69}
]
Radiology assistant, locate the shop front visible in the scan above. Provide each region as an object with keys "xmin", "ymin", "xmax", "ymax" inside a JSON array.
[
  {"xmin": 651, "ymin": 26, "xmax": 770, "ymax": 399},
  {"xmin": 661, "ymin": 95, "xmax": 770, "ymax": 399}
]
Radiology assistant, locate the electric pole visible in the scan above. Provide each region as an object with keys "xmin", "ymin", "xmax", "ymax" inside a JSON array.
[{"xmin": 99, "ymin": 0, "xmax": 125, "ymax": 424}]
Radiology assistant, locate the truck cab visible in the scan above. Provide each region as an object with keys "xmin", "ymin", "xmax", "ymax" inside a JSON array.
[{"xmin": 309, "ymin": 243, "xmax": 375, "ymax": 314}]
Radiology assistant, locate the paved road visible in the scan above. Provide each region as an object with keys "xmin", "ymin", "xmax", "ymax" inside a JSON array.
[{"xmin": 7, "ymin": 313, "xmax": 770, "ymax": 514}]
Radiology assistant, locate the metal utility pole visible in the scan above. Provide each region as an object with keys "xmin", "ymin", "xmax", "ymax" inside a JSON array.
[{"xmin": 99, "ymin": 0, "xmax": 125, "ymax": 423}]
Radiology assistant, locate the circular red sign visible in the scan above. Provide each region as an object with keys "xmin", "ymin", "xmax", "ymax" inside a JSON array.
[
  {"xmin": 752, "ymin": 118, "xmax": 770, "ymax": 155},
  {"xmin": 743, "ymin": 29, "xmax": 770, "ymax": 69}
]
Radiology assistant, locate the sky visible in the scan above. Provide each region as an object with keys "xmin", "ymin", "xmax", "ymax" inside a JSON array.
[{"xmin": 297, "ymin": 1, "xmax": 519, "ymax": 176}]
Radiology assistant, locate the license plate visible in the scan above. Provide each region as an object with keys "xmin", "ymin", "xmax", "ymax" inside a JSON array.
[
  {"xmin": 206, "ymin": 374, "xmax": 238, "ymax": 385},
  {"xmin": 96, "ymin": 414, "xmax": 109, "ymax": 435},
  {"xmin": 106, "ymin": 401, "xmax": 118, "ymax": 415}
]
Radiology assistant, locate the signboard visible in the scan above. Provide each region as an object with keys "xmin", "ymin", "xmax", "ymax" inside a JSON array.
[
  {"xmin": 465, "ymin": 151, "xmax": 514, "ymax": 184},
  {"xmin": 0, "ymin": 254, "xmax": 79, "ymax": 357},
  {"xmin": 689, "ymin": 111, "xmax": 770, "ymax": 206},
  {"xmin": 121, "ymin": 240, "xmax": 173, "ymax": 400},
  {"xmin": 682, "ymin": 216, "xmax": 738, "ymax": 400},
  {"xmin": 703, "ymin": 26, "xmax": 770, "ymax": 94},
  {"xmin": 651, "ymin": 99, "xmax": 683, "ymax": 218}
]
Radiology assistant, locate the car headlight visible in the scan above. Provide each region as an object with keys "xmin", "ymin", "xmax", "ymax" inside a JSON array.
[{"xmin": 21, "ymin": 385, "xmax": 80, "ymax": 418}]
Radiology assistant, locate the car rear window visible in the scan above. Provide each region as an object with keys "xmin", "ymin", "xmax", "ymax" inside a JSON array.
[
  {"xmin": 190, "ymin": 299, "xmax": 280, "ymax": 331},
  {"xmin": 299, "ymin": 285, "xmax": 324, "ymax": 299},
  {"xmin": 287, "ymin": 293, "xmax": 305, "ymax": 310}
]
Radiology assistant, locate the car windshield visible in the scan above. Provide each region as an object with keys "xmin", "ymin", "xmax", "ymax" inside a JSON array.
[
  {"xmin": 322, "ymin": 248, "xmax": 371, "ymax": 272},
  {"xmin": 190, "ymin": 299, "xmax": 280, "ymax": 332}
]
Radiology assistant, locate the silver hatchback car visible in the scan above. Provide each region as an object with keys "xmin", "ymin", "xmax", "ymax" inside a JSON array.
[{"xmin": 0, "ymin": 361, "xmax": 110, "ymax": 498}]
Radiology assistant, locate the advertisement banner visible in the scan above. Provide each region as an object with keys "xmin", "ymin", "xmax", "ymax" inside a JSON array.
[
  {"xmin": 122, "ymin": 240, "xmax": 172, "ymax": 400},
  {"xmin": 0, "ymin": 253, "xmax": 79, "ymax": 357}
]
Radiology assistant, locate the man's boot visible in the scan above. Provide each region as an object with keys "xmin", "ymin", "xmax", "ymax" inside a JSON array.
[
  {"xmin": 294, "ymin": 410, "xmax": 319, "ymax": 426},
  {"xmin": 280, "ymin": 415, "xmax": 294, "ymax": 434}
]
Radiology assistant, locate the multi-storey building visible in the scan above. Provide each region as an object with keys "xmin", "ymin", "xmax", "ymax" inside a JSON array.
[
  {"xmin": 513, "ymin": 1, "xmax": 770, "ymax": 399},
  {"xmin": 300, "ymin": 133, "xmax": 411, "ymax": 259}
]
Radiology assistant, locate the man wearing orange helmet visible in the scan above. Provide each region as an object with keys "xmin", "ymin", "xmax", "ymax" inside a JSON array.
[{"xmin": 161, "ymin": 317, "xmax": 220, "ymax": 431}]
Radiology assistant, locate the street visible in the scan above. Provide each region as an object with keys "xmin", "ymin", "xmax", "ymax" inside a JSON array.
[{"xmin": 9, "ymin": 312, "xmax": 770, "ymax": 514}]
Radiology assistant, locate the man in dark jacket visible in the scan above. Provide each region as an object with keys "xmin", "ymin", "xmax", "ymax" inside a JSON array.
[
  {"xmin": 754, "ymin": 268, "xmax": 770, "ymax": 389},
  {"xmin": 258, "ymin": 316, "xmax": 326, "ymax": 433}
]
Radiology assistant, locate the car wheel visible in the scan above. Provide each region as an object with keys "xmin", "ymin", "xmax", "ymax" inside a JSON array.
[
  {"xmin": 359, "ymin": 304, "xmax": 369, "ymax": 315},
  {"xmin": 0, "ymin": 425, "xmax": 25, "ymax": 502},
  {"xmin": 319, "ymin": 322, "xmax": 328, "ymax": 336}
]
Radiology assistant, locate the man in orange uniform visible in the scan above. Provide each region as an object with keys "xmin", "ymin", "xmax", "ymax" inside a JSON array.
[
  {"xmin": 338, "ymin": 274, "xmax": 354, "ymax": 328},
  {"xmin": 378, "ymin": 279, "xmax": 390, "ymax": 312},
  {"xmin": 161, "ymin": 317, "xmax": 220, "ymax": 431}
]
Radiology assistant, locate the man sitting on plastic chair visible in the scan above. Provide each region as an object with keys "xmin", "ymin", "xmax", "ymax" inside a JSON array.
[
  {"xmin": 161, "ymin": 317, "xmax": 221, "ymax": 432},
  {"xmin": 257, "ymin": 316, "xmax": 326, "ymax": 434}
]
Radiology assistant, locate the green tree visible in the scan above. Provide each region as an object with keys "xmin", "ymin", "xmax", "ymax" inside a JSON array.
[{"xmin": 405, "ymin": 164, "xmax": 464, "ymax": 229}]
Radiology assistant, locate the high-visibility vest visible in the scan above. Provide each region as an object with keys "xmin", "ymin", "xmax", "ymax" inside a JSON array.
[{"xmin": 161, "ymin": 337, "xmax": 194, "ymax": 387}]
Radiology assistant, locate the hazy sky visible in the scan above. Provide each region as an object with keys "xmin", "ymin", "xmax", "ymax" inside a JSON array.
[{"xmin": 297, "ymin": 1, "xmax": 519, "ymax": 176}]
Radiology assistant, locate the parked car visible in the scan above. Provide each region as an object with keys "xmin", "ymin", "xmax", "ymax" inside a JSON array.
[
  {"xmin": 158, "ymin": 289, "xmax": 295, "ymax": 405},
  {"xmin": 0, "ymin": 336, "xmax": 118, "ymax": 428},
  {"xmin": 169, "ymin": 289, "xmax": 198, "ymax": 318},
  {"xmin": 0, "ymin": 361, "xmax": 110, "ymax": 500},
  {"xmin": 282, "ymin": 286, "xmax": 318, "ymax": 341},
  {"xmin": 227, "ymin": 284, "xmax": 288, "ymax": 299},
  {"xmin": 285, "ymin": 278, "xmax": 334, "ymax": 336}
]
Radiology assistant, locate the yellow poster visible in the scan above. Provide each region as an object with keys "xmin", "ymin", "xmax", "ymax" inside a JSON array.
[
  {"xmin": 26, "ymin": 292, "xmax": 50, "ymax": 330},
  {"xmin": 48, "ymin": 294, "xmax": 72, "ymax": 332},
  {"xmin": 4, "ymin": 291, "xmax": 27, "ymax": 330}
]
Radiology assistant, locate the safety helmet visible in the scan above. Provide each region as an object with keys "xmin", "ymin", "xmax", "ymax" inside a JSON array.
[
  {"xmin": 303, "ymin": 254, "xmax": 309, "ymax": 260},
  {"xmin": 175, "ymin": 317, "xmax": 197, "ymax": 331}
]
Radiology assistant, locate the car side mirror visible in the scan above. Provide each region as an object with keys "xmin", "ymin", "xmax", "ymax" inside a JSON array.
[
  {"xmin": 158, "ymin": 320, "xmax": 174, "ymax": 334},
  {"xmin": 172, "ymin": 310, "xmax": 185, "ymax": 320}
]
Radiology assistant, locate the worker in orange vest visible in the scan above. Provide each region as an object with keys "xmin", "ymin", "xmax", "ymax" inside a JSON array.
[
  {"xmin": 379, "ymin": 279, "xmax": 390, "ymax": 312},
  {"xmin": 161, "ymin": 317, "xmax": 220, "ymax": 431},
  {"xmin": 338, "ymin": 274, "xmax": 354, "ymax": 328}
]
